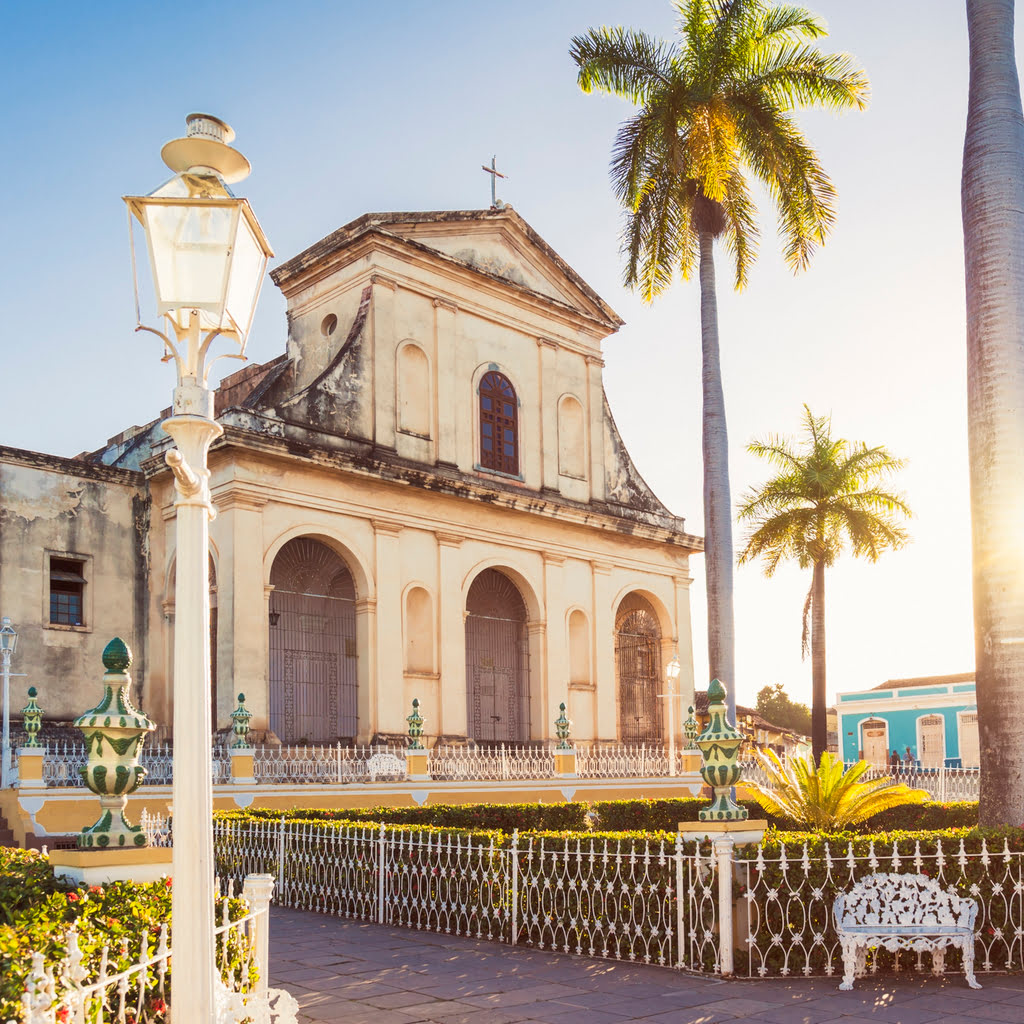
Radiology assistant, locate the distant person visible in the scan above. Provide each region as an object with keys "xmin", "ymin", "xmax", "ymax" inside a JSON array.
[
  {"xmin": 889, "ymin": 749, "xmax": 900, "ymax": 770},
  {"xmin": 904, "ymin": 746, "xmax": 915, "ymax": 767}
]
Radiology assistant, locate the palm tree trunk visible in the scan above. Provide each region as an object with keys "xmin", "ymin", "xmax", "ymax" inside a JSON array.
[
  {"xmin": 698, "ymin": 229, "xmax": 736, "ymax": 724},
  {"xmin": 963, "ymin": 0, "xmax": 1024, "ymax": 825},
  {"xmin": 810, "ymin": 560, "xmax": 827, "ymax": 762}
]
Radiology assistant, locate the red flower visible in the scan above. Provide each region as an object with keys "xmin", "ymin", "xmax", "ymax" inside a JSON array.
[
  {"xmin": 57, "ymin": 1008, "xmax": 70, "ymax": 1023},
  {"xmin": 66, "ymin": 893, "xmax": 79, "ymax": 902}
]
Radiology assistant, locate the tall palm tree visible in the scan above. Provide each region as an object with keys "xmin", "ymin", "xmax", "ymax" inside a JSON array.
[
  {"xmin": 571, "ymin": 2, "xmax": 868, "ymax": 721},
  {"xmin": 962, "ymin": 0, "xmax": 1024, "ymax": 825},
  {"xmin": 737, "ymin": 407, "xmax": 911, "ymax": 759}
]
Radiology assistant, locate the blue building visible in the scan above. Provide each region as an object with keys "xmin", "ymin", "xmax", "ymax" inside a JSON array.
[{"xmin": 835, "ymin": 673, "xmax": 978, "ymax": 768}]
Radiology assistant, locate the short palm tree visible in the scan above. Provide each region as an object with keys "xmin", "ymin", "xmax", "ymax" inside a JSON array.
[
  {"xmin": 571, "ymin": 2, "xmax": 868, "ymax": 721},
  {"xmin": 962, "ymin": 0, "xmax": 1024, "ymax": 825},
  {"xmin": 737, "ymin": 407, "xmax": 910, "ymax": 759},
  {"xmin": 747, "ymin": 749, "xmax": 929, "ymax": 830}
]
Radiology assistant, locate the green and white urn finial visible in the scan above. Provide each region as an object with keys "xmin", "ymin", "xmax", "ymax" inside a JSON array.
[
  {"xmin": 683, "ymin": 705, "xmax": 699, "ymax": 751},
  {"xmin": 230, "ymin": 692, "xmax": 252, "ymax": 748},
  {"xmin": 21, "ymin": 687, "xmax": 44, "ymax": 748},
  {"xmin": 406, "ymin": 698, "xmax": 425, "ymax": 750},
  {"xmin": 554, "ymin": 702, "xmax": 572, "ymax": 750},
  {"xmin": 73, "ymin": 638, "xmax": 156, "ymax": 848},
  {"xmin": 695, "ymin": 678, "xmax": 748, "ymax": 822}
]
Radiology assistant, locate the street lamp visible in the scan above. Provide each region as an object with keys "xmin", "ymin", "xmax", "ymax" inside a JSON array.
[
  {"xmin": 660, "ymin": 653, "xmax": 682, "ymax": 778},
  {"xmin": 125, "ymin": 113, "xmax": 273, "ymax": 1024},
  {"xmin": 0, "ymin": 617, "xmax": 19, "ymax": 789}
]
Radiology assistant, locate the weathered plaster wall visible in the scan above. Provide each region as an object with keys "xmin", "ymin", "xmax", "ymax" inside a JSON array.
[{"xmin": 0, "ymin": 448, "xmax": 149, "ymax": 721}]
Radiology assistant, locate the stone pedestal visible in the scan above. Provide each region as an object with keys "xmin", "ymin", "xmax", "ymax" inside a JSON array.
[
  {"xmin": 406, "ymin": 750, "xmax": 430, "ymax": 781},
  {"xmin": 50, "ymin": 847, "xmax": 173, "ymax": 886},
  {"xmin": 677, "ymin": 819, "xmax": 767, "ymax": 847},
  {"xmin": 230, "ymin": 748, "xmax": 256, "ymax": 785},
  {"xmin": 16, "ymin": 748, "xmax": 44, "ymax": 790},
  {"xmin": 554, "ymin": 750, "xmax": 577, "ymax": 778}
]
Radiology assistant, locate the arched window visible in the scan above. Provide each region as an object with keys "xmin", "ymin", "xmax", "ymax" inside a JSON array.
[
  {"xmin": 397, "ymin": 343, "xmax": 431, "ymax": 437},
  {"xmin": 558, "ymin": 395, "xmax": 586, "ymax": 479},
  {"xmin": 479, "ymin": 371, "xmax": 518, "ymax": 475}
]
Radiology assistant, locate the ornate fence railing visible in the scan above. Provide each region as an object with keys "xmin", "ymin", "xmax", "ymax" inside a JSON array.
[
  {"xmin": 250, "ymin": 743, "xmax": 406, "ymax": 784},
  {"xmin": 37, "ymin": 740, "xmax": 231, "ymax": 788},
  {"xmin": 210, "ymin": 818, "xmax": 1022, "ymax": 982},
  {"xmin": 13, "ymin": 875, "xmax": 298, "ymax": 1024},
  {"xmin": 429, "ymin": 744, "xmax": 555, "ymax": 781},
  {"xmin": 854, "ymin": 763, "xmax": 982, "ymax": 802}
]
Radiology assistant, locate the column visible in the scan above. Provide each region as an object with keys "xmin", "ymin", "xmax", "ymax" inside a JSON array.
[
  {"xmin": 674, "ymin": 573, "xmax": 697, "ymax": 711},
  {"xmin": 591, "ymin": 561, "xmax": 617, "ymax": 739},
  {"xmin": 355, "ymin": 596, "xmax": 377, "ymax": 742},
  {"xmin": 436, "ymin": 532, "xmax": 466, "ymax": 736},
  {"xmin": 372, "ymin": 275, "xmax": 398, "ymax": 451},
  {"xmin": 543, "ymin": 553, "xmax": 567, "ymax": 725},
  {"xmin": 526, "ymin": 621, "xmax": 547, "ymax": 740},
  {"xmin": 373, "ymin": 520, "xmax": 404, "ymax": 734},
  {"xmin": 585, "ymin": 355, "xmax": 606, "ymax": 500},
  {"xmin": 434, "ymin": 298, "xmax": 459, "ymax": 468},
  {"xmin": 539, "ymin": 339, "xmax": 559, "ymax": 490},
  {"xmin": 211, "ymin": 486, "xmax": 268, "ymax": 731}
]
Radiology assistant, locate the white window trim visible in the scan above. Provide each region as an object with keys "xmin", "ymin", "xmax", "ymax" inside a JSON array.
[{"xmin": 916, "ymin": 712, "xmax": 947, "ymax": 768}]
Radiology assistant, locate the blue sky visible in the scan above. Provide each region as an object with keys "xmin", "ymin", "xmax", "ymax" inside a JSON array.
[{"xmin": 1, "ymin": 1, "xmax": 1003, "ymax": 708}]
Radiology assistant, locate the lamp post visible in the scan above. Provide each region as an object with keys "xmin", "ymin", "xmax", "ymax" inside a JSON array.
[
  {"xmin": 0, "ymin": 617, "xmax": 19, "ymax": 789},
  {"xmin": 659, "ymin": 653, "xmax": 682, "ymax": 777},
  {"xmin": 125, "ymin": 113, "xmax": 273, "ymax": 1024}
]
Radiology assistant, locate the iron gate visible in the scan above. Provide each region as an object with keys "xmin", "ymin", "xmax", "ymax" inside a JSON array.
[
  {"xmin": 269, "ymin": 538, "xmax": 357, "ymax": 743},
  {"xmin": 465, "ymin": 569, "xmax": 530, "ymax": 742},
  {"xmin": 615, "ymin": 594, "xmax": 663, "ymax": 743}
]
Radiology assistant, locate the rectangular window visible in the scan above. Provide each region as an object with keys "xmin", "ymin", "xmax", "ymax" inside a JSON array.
[{"xmin": 49, "ymin": 557, "xmax": 86, "ymax": 626}]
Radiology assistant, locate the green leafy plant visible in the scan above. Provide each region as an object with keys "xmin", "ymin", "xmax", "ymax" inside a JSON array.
[{"xmin": 745, "ymin": 749, "xmax": 929, "ymax": 829}]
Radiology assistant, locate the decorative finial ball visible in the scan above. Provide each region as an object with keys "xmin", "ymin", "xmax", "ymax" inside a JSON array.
[
  {"xmin": 237, "ymin": 692, "xmax": 246, "ymax": 703},
  {"xmin": 412, "ymin": 698, "xmax": 420, "ymax": 708},
  {"xmin": 28, "ymin": 686, "xmax": 37, "ymax": 697},
  {"xmin": 102, "ymin": 638, "xmax": 132, "ymax": 672},
  {"xmin": 707, "ymin": 678, "xmax": 726, "ymax": 703}
]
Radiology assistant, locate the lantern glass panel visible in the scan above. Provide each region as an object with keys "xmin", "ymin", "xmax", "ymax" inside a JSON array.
[
  {"xmin": 223, "ymin": 211, "xmax": 267, "ymax": 338},
  {"xmin": 142, "ymin": 201, "xmax": 238, "ymax": 320}
]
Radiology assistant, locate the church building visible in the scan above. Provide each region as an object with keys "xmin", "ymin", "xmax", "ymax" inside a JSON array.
[{"xmin": 1, "ymin": 207, "xmax": 702, "ymax": 746}]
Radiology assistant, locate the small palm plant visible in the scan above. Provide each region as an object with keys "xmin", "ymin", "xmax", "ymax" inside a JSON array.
[{"xmin": 746, "ymin": 749, "xmax": 929, "ymax": 830}]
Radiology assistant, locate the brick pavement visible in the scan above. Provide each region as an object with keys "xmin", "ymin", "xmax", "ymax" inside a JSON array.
[{"xmin": 268, "ymin": 907, "xmax": 1024, "ymax": 1024}]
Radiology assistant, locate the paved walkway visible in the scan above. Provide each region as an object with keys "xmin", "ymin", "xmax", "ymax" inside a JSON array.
[{"xmin": 268, "ymin": 907, "xmax": 1024, "ymax": 1024}]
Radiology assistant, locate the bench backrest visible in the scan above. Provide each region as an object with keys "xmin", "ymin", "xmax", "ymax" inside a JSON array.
[{"xmin": 834, "ymin": 872, "xmax": 977, "ymax": 930}]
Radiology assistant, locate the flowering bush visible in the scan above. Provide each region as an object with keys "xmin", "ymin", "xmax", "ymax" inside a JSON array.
[{"xmin": 0, "ymin": 847, "xmax": 253, "ymax": 1023}]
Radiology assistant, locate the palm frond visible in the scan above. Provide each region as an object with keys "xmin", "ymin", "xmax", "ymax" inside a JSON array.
[
  {"xmin": 746, "ymin": 750, "xmax": 929, "ymax": 828},
  {"xmin": 570, "ymin": 27, "xmax": 676, "ymax": 101}
]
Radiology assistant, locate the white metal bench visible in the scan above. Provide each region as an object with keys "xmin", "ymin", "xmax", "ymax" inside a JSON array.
[{"xmin": 833, "ymin": 872, "xmax": 981, "ymax": 990}]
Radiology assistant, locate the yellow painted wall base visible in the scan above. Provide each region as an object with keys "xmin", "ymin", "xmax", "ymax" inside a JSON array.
[{"xmin": 2, "ymin": 775, "xmax": 705, "ymax": 843}]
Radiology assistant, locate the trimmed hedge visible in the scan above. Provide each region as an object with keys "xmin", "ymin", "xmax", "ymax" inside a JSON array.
[
  {"xmin": 591, "ymin": 797, "xmax": 980, "ymax": 834},
  {"xmin": 0, "ymin": 847, "xmax": 252, "ymax": 1023},
  {"xmin": 231, "ymin": 800, "xmax": 587, "ymax": 832}
]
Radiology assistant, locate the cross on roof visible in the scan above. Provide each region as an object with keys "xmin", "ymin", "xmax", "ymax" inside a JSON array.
[{"xmin": 481, "ymin": 155, "xmax": 506, "ymax": 208}]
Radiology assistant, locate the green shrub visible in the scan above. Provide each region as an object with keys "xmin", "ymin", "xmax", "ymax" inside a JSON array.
[
  {"xmin": 858, "ymin": 800, "xmax": 977, "ymax": 832},
  {"xmin": 591, "ymin": 797, "xmax": 791, "ymax": 833},
  {"xmin": 0, "ymin": 847, "xmax": 251, "ymax": 1022},
  {"xmin": 228, "ymin": 800, "xmax": 587, "ymax": 832}
]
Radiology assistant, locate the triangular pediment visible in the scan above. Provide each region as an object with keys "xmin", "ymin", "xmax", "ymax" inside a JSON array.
[{"xmin": 271, "ymin": 209, "xmax": 622, "ymax": 330}]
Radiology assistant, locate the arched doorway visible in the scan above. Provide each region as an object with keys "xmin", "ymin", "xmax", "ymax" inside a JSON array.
[
  {"xmin": 615, "ymin": 593, "xmax": 663, "ymax": 743},
  {"xmin": 268, "ymin": 538, "xmax": 357, "ymax": 743},
  {"xmin": 465, "ymin": 569, "xmax": 530, "ymax": 742}
]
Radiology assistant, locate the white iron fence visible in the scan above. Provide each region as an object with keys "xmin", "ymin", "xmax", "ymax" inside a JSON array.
[
  {"xmin": 37, "ymin": 741, "xmax": 230, "ymax": 788},
  {"xmin": 11, "ymin": 874, "xmax": 298, "ymax": 1024},
  {"xmin": 211, "ymin": 817, "xmax": 1023, "ymax": 982},
  {"xmin": 855, "ymin": 763, "xmax": 982, "ymax": 802},
  {"xmin": 251, "ymin": 744, "xmax": 406, "ymax": 784}
]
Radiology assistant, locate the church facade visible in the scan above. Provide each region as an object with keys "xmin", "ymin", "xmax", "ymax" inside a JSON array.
[{"xmin": 2, "ymin": 208, "xmax": 702, "ymax": 746}]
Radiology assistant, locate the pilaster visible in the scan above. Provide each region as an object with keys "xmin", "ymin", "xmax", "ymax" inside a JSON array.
[
  {"xmin": 591, "ymin": 560, "xmax": 617, "ymax": 738},
  {"xmin": 539, "ymin": 339, "xmax": 559, "ymax": 490},
  {"xmin": 542, "ymin": 552, "xmax": 567, "ymax": 736},
  {"xmin": 586, "ymin": 355, "xmax": 606, "ymax": 500},
  {"xmin": 436, "ymin": 532, "xmax": 466, "ymax": 736},
  {"xmin": 674, "ymin": 573, "xmax": 696, "ymax": 712},
  {"xmin": 373, "ymin": 520, "xmax": 404, "ymax": 734},
  {"xmin": 372, "ymin": 275, "xmax": 398, "ymax": 451},
  {"xmin": 210, "ymin": 486, "xmax": 268, "ymax": 732},
  {"xmin": 434, "ymin": 298, "xmax": 459, "ymax": 467}
]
